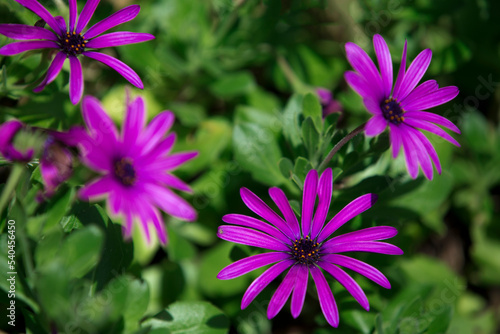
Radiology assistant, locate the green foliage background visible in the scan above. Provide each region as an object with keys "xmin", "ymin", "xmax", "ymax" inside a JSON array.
[{"xmin": 0, "ymin": 0, "xmax": 499, "ymax": 333}]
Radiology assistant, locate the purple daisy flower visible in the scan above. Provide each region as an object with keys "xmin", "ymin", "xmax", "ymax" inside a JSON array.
[
  {"xmin": 77, "ymin": 93, "xmax": 198, "ymax": 244},
  {"xmin": 344, "ymin": 34, "xmax": 460, "ymax": 180},
  {"xmin": 217, "ymin": 168, "xmax": 402, "ymax": 327},
  {"xmin": 316, "ymin": 87, "xmax": 342, "ymax": 118},
  {"xmin": 0, "ymin": 0, "xmax": 154, "ymax": 104}
]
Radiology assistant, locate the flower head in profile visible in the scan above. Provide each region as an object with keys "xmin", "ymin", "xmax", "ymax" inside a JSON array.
[
  {"xmin": 0, "ymin": 0, "xmax": 154, "ymax": 104},
  {"xmin": 344, "ymin": 34, "xmax": 460, "ymax": 179},
  {"xmin": 77, "ymin": 92, "xmax": 197, "ymax": 244},
  {"xmin": 0, "ymin": 120, "xmax": 34, "ymax": 162},
  {"xmin": 316, "ymin": 87, "xmax": 342, "ymax": 118},
  {"xmin": 217, "ymin": 168, "xmax": 402, "ymax": 327}
]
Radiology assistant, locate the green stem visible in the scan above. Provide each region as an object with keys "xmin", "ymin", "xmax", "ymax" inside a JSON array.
[
  {"xmin": 0, "ymin": 164, "xmax": 25, "ymax": 215},
  {"xmin": 317, "ymin": 123, "xmax": 366, "ymax": 173}
]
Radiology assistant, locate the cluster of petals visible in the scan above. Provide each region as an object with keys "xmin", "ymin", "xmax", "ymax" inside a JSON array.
[
  {"xmin": 345, "ymin": 34, "xmax": 460, "ymax": 179},
  {"xmin": 0, "ymin": 120, "xmax": 34, "ymax": 162},
  {"xmin": 0, "ymin": 0, "xmax": 154, "ymax": 104},
  {"xmin": 217, "ymin": 168, "xmax": 402, "ymax": 327},
  {"xmin": 76, "ymin": 93, "xmax": 197, "ymax": 244}
]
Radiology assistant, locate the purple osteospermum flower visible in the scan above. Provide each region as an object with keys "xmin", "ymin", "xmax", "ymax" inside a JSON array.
[
  {"xmin": 344, "ymin": 34, "xmax": 460, "ymax": 180},
  {"xmin": 217, "ymin": 168, "xmax": 402, "ymax": 327},
  {"xmin": 77, "ymin": 93, "xmax": 198, "ymax": 244},
  {"xmin": 0, "ymin": 0, "xmax": 154, "ymax": 104},
  {"xmin": 0, "ymin": 120, "xmax": 34, "ymax": 162},
  {"xmin": 316, "ymin": 87, "xmax": 342, "ymax": 118}
]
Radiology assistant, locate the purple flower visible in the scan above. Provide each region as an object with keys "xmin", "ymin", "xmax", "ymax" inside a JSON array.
[
  {"xmin": 344, "ymin": 34, "xmax": 460, "ymax": 180},
  {"xmin": 77, "ymin": 93, "xmax": 198, "ymax": 244},
  {"xmin": 0, "ymin": 120, "xmax": 34, "ymax": 162},
  {"xmin": 316, "ymin": 87, "xmax": 342, "ymax": 118},
  {"xmin": 0, "ymin": 0, "xmax": 154, "ymax": 104},
  {"xmin": 217, "ymin": 168, "xmax": 402, "ymax": 327}
]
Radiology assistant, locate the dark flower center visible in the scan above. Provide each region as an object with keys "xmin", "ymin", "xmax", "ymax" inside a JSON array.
[
  {"xmin": 380, "ymin": 98, "xmax": 405, "ymax": 125},
  {"xmin": 58, "ymin": 31, "xmax": 87, "ymax": 56},
  {"xmin": 291, "ymin": 235, "xmax": 321, "ymax": 265},
  {"xmin": 114, "ymin": 158, "xmax": 136, "ymax": 186}
]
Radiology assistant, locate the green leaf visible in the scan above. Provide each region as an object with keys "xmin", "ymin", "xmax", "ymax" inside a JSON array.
[
  {"xmin": 282, "ymin": 94, "xmax": 303, "ymax": 147},
  {"xmin": 301, "ymin": 117, "xmax": 320, "ymax": 158},
  {"xmin": 210, "ymin": 71, "xmax": 256, "ymax": 98},
  {"xmin": 278, "ymin": 157, "xmax": 294, "ymax": 179},
  {"xmin": 294, "ymin": 156, "xmax": 313, "ymax": 180},
  {"xmin": 235, "ymin": 105, "xmax": 282, "ymax": 136},
  {"xmin": 143, "ymin": 301, "xmax": 229, "ymax": 334},
  {"xmin": 233, "ymin": 122, "xmax": 287, "ymax": 186},
  {"xmin": 302, "ymin": 93, "xmax": 322, "ymax": 131}
]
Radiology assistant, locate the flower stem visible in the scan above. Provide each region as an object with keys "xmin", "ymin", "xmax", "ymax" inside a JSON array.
[
  {"xmin": 317, "ymin": 123, "xmax": 366, "ymax": 172},
  {"xmin": 0, "ymin": 163, "xmax": 25, "ymax": 215}
]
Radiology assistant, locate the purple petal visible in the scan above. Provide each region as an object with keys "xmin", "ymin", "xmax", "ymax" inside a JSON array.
[
  {"xmin": 389, "ymin": 123, "xmax": 402, "ymax": 158},
  {"xmin": 78, "ymin": 176, "xmax": 114, "ymax": 200},
  {"xmin": 146, "ymin": 184, "xmax": 197, "ymax": 221},
  {"xmin": 150, "ymin": 207, "xmax": 167, "ymax": 245},
  {"xmin": 413, "ymin": 129, "xmax": 441, "ymax": 175},
  {"xmin": 217, "ymin": 252, "xmax": 290, "ymax": 280},
  {"xmin": 123, "ymin": 96, "xmax": 146, "ymax": 147},
  {"xmin": 392, "ymin": 40, "xmax": 407, "ymax": 98},
  {"xmin": 363, "ymin": 97, "xmax": 383, "ymax": 115},
  {"xmin": 345, "ymin": 42, "xmax": 383, "ymax": 101},
  {"xmin": 407, "ymin": 127, "xmax": 434, "ymax": 180},
  {"xmin": 149, "ymin": 151, "xmax": 198, "ymax": 171},
  {"xmin": 69, "ymin": 56, "xmax": 83, "ymax": 105},
  {"xmin": 139, "ymin": 133, "xmax": 177, "ymax": 164},
  {"xmin": 81, "ymin": 95, "xmax": 119, "ymax": 146},
  {"xmin": 0, "ymin": 24, "xmax": 57, "ymax": 41},
  {"xmin": 373, "ymin": 34, "xmax": 393, "ymax": 98},
  {"xmin": 331, "ymin": 226, "xmax": 398, "ymax": 243},
  {"xmin": 322, "ymin": 241, "xmax": 404, "ymax": 255},
  {"xmin": 318, "ymin": 261, "xmax": 369, "ymax": 311},
  {"xmin": 403, "ymin": 118, "xmax": 460, "ymax": 146},
  {"xmin": 400, "ymin": 80, "xmax": 438, "ymax": 106},
  {"xmin": 309, "ymin": 265, "xmax": 339, "ymax": 327},
  {"xmin": 290, "ymin": 265, "xmax": 308, "ymax": 318},
  {"xmin": 54, "ymin": 16, "xmax": 67, "ymax": 34},
  {"xmin": 154, "ymin": 173, "xmax": 192, "ymax": 193},
  {"xmin": 12, "ymin": 0, "xmax": 62, "ymax": 34},
  {"xmin": 241, "ymin": 260, "xmax": 294, "ymax": 309},
  {"xmin": 267, "ymin": 265, "xmax": 298, "ymax": 319},
  {"xmin": 301, "ymin": 169, "xmax": 318, "ymax": 236},
  {"xmin": 268, "ymin": 187, "xmax": 301, "ymax": 239},
  {"xmin": 83, "ymin": 5, "xmax": 141, "ymax": 39},
  {"xmin": 138, "ymin": 111, "xmax": 175, "ymax": 154},
  {"xmin": 316, "ymin": 87, "xmax": 332, "ymax": 105},
  {"xmin": 76, "ymin": 0, "xmax": 100, "ymax": 33},
  {"xmin": 402, "ymin": 86, "xmax": 459, "ymax": 112},
  {"xmin": 310, "ymin": 168, "xmax": 333, "ymax": 239},
  {"xmin": 222, "ymin": 214, "xmax": 290, "ymax": 244},
  {"xmin": 135, "ymin": 201, "xmax": 152, "ymax": 244},
  {"xmin": 0, "ymin": 40, "xmax": 58, "ymax": 55},
  {"xmin": 83, "ymin": 51, "xmax": 143, "ymax": 88},
  {"xmin": 395, "ymin": 49, "xmax": 432, "ymax": 100},
  {"xmin": 240, "ymin": 188, "xmax": 295, "ymax": 239},
  {"xmin": 404, "ymin": 110, "xmax": 460, "ymax": 134},
  {"xmin": 33, "ymin": 52, "xmax": 66, "ymax": 92},
  {"xmin": 317, "ymin": 194, "xmax": 378, "ymax": 243},
  {"xmin": 323, "ymin": 254, "xmax": 391, "ymax": 288},
  {"xmin": 68, "ymin": 0, "xmax": 77, "ymax": 32},
  {"xmin": 86, "ymin": 32, "xmax": 154, "ymax": 49},
  {"xmin": 400, "ymin": 126, "xmax": 419, "ymax": 178},
  {"xmin": 365, "ymin": 115, "xmax": 387, "ymax": 137},
  {"xmin": 217, "ymin": 225, "xmax": 289, "ymax": 252},
  {"xmin": 344, "ymin": 71, "xmax": 377, "ymax": 101}
]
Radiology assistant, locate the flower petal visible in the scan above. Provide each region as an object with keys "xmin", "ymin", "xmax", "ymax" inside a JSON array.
[
  {"xmin": 78, "ymin": 176, "xmax": 114, "ymax": 200},
  {"xmin": 123, "ymin": 96, "xmax": 146, "ymax": 148},
  {"xmin": 400, "ymin": 126, "xmax": 419, "ymax": 178},
  {"xmin": 146, "ymin": 184, "xmax": 197, "ymax": 221},
  {"xmin": 240, "ymin": 188, "xmax": 294, "ymax": 239},
  {"xmin": 403, "ymin": 86, "xmax": 459, "ymax": 112},
  {"xmin": 217, "ymin": 225, "xmax": 289, "ymax": 252},
  {"xmin": 412, "ymin": 129, "xmax": 441, "ymax": 175},
  {"xmin": 267, "ymin": 265, "xmax": 298, "ymax": 319},
  {"xmin": 392, "ymin": 40, "xmax": 407, "ymax": 98},
  {"xmin": 69, "ymin": 56, "xmax": 84, "ymax": 105},
  {"xmin": 396, "ymin": 49, "xmax": 432, "ymax": 100},
  {"xmin": 0, "ymin": 40, "xmax": 58, "ymax": 55},
  {"xmin": 363, "ymin": 97, "xmax": 383, "ymax": 115},
  {"xmin": 322, "ymin": 241, "xmax": 403, "ymax": 255},
  {"xmin": 310, "ymin": 265, "xmax": 339, "ymax": 327},
  {"xmin": 290, "ymin": 265, "xmax": 308, "ymax": 318},
  {"xmin": 310, "ymin": 168, "xmax": 332, "ymax": 239},
  {"xmin": 86, "ymin": 32, "xmax": 154, "ymax": 49},
  {"xmin": 399, "ymin": 80, "xmax": 438, "ymax": 106},
  {"xmin": 404, "ymin": 111, "xmax": 460, "ymax": 134},
  {"xmin": 323, "ymin": 254, "xmax": 391, "ymax": 288},
  {"xmin": 345, "ymin": 42, "xmax": 383, "ymax": 101},
  {"xmin": 404, "ymin": 118, "xmax": 460, "ymax": 147},
  {"xmin": 389, "ymin": 123, "xmax": 402, "ymax": 158},
  {"xmin": 81, "ymin": 95, "xmax": 119, "ymax": 146},
  {"xmin": 301, "ymin": 169, "xmax": 318, "ymax": 236},
  {"xmin": 317, "ymin": 194, "xmax": 378, "ymax": 243},
  {"xmin": 222, "ymin": 214, "xmax": 290, "ymax": 244},
  {"xmin": 12, "ymin": 0, "xmax": 62, "ymax": 34},
  {"xmin": 0, "ymin": 24, "xmax": 57, "ymax": 41},
  {"xmin": 365, "ymin": 115, "xmax": 387, "ymax": 137},
  {"xmin": 150, "ymin": 151, "xmax": 198, "ymax": 171},
  {"xmin": 344, "ymin": 71, "xmax": 377, "ymax": 101},
  {"xmin": 268, "ymin": 187, "xmax": 301, "ymax": 239},
  {"xmin": 318, "ymin": 261, "xmax": 369, "ymax": 311},
  {"xmin": 68, "ymin": 0, "xmax": 77, "ymax": 32},
  {"xmin": 154, "ymin": 173, "xmax": 192, "ymax": 193},
  {"xmin": 218, "ymin": 252, "xmax": 290, "ymax": 280},
  {"xmin": 331, "ymin": 226, "xmax": 398, "ymax": 243},
  {"xmin": 83, "ymin": 51, "xmax": 143, "ymax": 88},
  {"xmin": 84, "ymin": 5, "xmax": 141, "ymax": 39},
  {"xmin": 138, "ymin": 111, "xmax": 175, "ymax": 154},
  {"xmin": 407, "ymin": 127, "xmax": 434, "ymax": 180},
  {"xmin": 373, "ymin": 34, "xmax": 393, "ymax": 98},
  {"xmin": 76, "ymin": 0, "xmax": 100, "ymax": 33},
  {"xmin": 241, "ymin": 260, "xmax": 294, "ymax": 309},
  {"xmin": 33, "ymin": 52, "xmax": 66, "ymax": 92}
]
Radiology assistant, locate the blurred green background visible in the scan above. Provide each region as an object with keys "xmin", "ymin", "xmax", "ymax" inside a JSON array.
[{"xmin": 1, "ymin": 0, "xmax": 499, "ymax": 333}]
